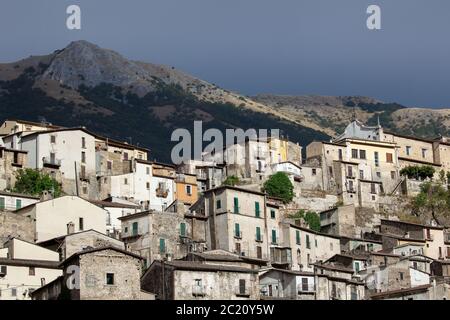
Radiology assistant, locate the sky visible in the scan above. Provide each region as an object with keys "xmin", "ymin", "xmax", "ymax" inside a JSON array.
[{"xmin": 1, "ymin": 0, "xmax": 450, "ymax": 108}]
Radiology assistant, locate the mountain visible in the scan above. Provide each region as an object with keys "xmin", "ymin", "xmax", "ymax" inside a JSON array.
[
  {"xmin": 0, "ymin": 41, "xmax": 330, "ymax": 162},
  {"xmin": 1, "ymin": 41, "xmax": 449, "ymax": 163},
  {"xmin": 253, "ymin": 95, "xmax": 450, "ymax": 139}
]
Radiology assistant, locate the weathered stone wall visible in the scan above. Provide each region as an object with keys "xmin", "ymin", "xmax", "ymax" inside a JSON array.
[
  {"xmin": 0, "ymin": 212, "xmax": 35, "ymax": 244},
  {"xmin": 78, "ymin": 249, "xmax": 146, "ymax": 300}
]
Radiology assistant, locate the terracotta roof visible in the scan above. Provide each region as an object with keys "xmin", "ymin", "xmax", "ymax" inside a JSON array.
[{"xmin": 61, "ymin": 246, "xmax": 143, "ymax": 266}]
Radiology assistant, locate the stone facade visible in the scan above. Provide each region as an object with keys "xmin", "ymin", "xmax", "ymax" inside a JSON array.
[{"xmin": 0, "ymin": 212, "xmax": 35, "ymax": 244}]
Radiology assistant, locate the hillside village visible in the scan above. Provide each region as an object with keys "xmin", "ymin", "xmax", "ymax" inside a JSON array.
[{"xmin": 0, "ymin": 118, "xmax": 449, "ymax": 300}]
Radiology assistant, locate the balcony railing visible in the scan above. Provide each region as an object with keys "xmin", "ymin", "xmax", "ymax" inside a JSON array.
[
  {"xmin": 156, "ymin": 188, "xmax": 169, "ymax": 198},
  {"xmin": 192, "ymin": 285, "xmax": 206, "ymax": 297},
  {"xmin": 234, "ymin": 231, "xmax": 243, "ymax": 239},
  {"xmin": 256, "ymin": 235, "xmax": 264, "ymax": 243},
  {"xmin": 43, "ymin": 157, "xmax": 61, "ymax": 167}
]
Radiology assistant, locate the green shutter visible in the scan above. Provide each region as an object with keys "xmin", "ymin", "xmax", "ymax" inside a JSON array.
[
  {"xmin": 15, "ymin": 199, "xmax": 22, "ymax": 210},
  {"xmin": 270, "ymin": 210, "xmax": 275, "ymax": 219},
  {"xmin": 216, "ymin": 200, "xmax": 221, "ymax": 209},
  {"xmin": 272, "ymin": 230, "xmax": 277, "ymax": 244},
  {"xmin": 132, "ymin": 222, "xmax": 138, "ymax": 236},
  {"xmin": 180, "ymin": 223, "xmax": 186, "ymax": 237},
  {"xmin": 0, "ymin": 197, "xmax": 5, "ymax": 210},
  {"xmin": 159, "ymin": 239, "xmax": 166, "ymax": 253},
  {"xmin": 296, "ymin": 230, "xmax": 300, "ymax": 245},
  {"xmin": 235, "ymin": 223, "xmax": 240, "ymax": 237},
  {"xmin": 256, "ymin": 227, "xmax": 261, "ymax": 241},
  {"xmin": 255, "ymin": 202, "xmax": 260, "ymax": 217},
  {"xmin": 234, "ymin": 197, "xmax": 239, "ymax": 213}
]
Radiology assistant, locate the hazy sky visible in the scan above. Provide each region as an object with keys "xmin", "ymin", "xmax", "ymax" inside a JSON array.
[{"xmin": 1, "ymin": 0, "xmax": 450, "ymax": 108}]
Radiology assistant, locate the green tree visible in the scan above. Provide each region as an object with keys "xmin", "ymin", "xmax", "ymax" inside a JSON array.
[
  {"xmin": 223, "ymin": 175, "xmax": 239, "ymax": 187},
  {"xmin": 263, "ymin": 172, "xmax": 294, "ymax": 203},
  {"xmin": 400, "ymin": 165, "xmax": 435, "ymax": 180},
  {"xmin": 13, "ymin": 169, "xmax": 62, "ymax": 197},
  {"xmin": 288, "ymin": 209, "xmax": 321, "ymax": 232},
  {"xmin": 412, "ymin": 181, "xmax": 450, "ymax": 225}
]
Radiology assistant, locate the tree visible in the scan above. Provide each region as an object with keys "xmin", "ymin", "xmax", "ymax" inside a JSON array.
[
  {"xmin": 263, "ymin": 172, "xmax": 294, "ymax": 203},
  {"xmin": 223, "ymin": 175, "xmax": 239, "ymax": 187},
  {"xmin": 412, "ymin": 181, "xmax": 450, "ymax": 225},
  {"xmin": 400, "ymin": 165, "xmax": 435, "ymax": 180},
  {"xmin": 13, "ymin": 168, "xmax": 62, "ymax": 197},
  {"xmin": 288, "ymin": 209, "xmax": 321, "ymax": 232}
]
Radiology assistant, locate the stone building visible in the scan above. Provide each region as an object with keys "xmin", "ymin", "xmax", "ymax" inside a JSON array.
[
  {"xmin": 0, "ymin": 146, "xmax": 28, "ymax": 190},
  {"xmin": 119, "ymin": 209, "xmax": 207, "ymax": 267},
  {"xmin": 141, "ymin": 260, "xmax": 259, "ymax": 300},
  {"xmin": 259, "ymin": 268, "xmax": 315, "ymax": 300},
  {"xmin": 37, "ymin": 229, "xmax": 125, "ymax": 261},
  {"xmin": 0, "ymin": 212, "xmax": 35, "ymax": 244},
  {"xmin": 319, "ymin": 204, "xmax": 357, "ymax": 238},
  {"xmin": 31, "ymin": 247, "xmax": 153, "ymax": 300}
]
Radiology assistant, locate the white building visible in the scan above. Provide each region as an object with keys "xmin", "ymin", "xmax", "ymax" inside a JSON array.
[
  {"xmin": 14, "ymin": 196, "xmax": 107, "ymax": 242},
  {"xmin": 0, "ymin": 191, "xmax": 40, "ymax": 211},
  {"xmin": 0, "ymin": 238, "xmax": 62, "ymax": 300}
]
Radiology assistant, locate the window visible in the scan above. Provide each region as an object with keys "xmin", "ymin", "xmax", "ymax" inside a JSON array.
[
  {"xmin": 329, "ymin": 166, "xmax": 333, "ymax": 177},
  {"xmin": 374, "ymin": 152, "xmax": 379, "ymax": 167},
  {"xmin": 399, "ymin": 272, "xmax": 404, "ymax": 281},
  {"xmin": 315, "ymin": 239, "xmax": 318, "ymax": 248},
  {"xmin": 0, "ymin": 265, "xmax": 7, "ymax": 275},
  {"xmin": 50, "ymin": 152, "xmax": 56, "ymax": 164},
  {"xmin": 50, "ymin": 135, "xmax": 56, "ymax": 144},
  {"xmin": 159, "ymin": 238, "xmax": 166, "ymax": 253},
  {"xmin": 256, "ymin": 227, "xmax": 262, "ymax": 241},
  {"xmin": 186, "ymin": 185, "xmax": 192, "ymax": 195},
  {"xmin": 132, "ymin": 222, "xmax": 138, "ymax": 236},
  {"xmin": 81, "ymin": 151, "xmax": 86, "ymax": 164},
  {"xmin": 235, "ymin": 223, "xmax": 241, "ymax": 238},
  {"xmin": 306, "ymin": 234, "xmax": 311, "ymax": 249},
  {"xmin": 256, "ymin": 246, "xmax": 262, "ymax": 259},
  {"xmin": 11, "ymin": 288, "xmax": 17, "ymax": 297},
  {"xmin": 296, "ymin": 230, "xmax": 301, "ymax": 245},
  {"xmin": 421, "ymin": 148, "xmax": 427, "ymax": 159},
  {"xmin": 255, "ymin": 202, "xmax": 260, "ymax": 217},
  {"xmin": 386, "ymin": 153, "xmax": 393, "ymax": 163},
  {"xmin": 216, "ymin": 200, "xmax": 221, "ymax": 209},
  {"xmin": 406, "ymin": 146, "xmax": 411, "ymax": 156},
  {"xmin": 0, "ymin": 197, "xmax": 4, "ymax": 210},
  {"xmin": 107, "ymin": 161, "xmax": 112, "ymax": 170},
  {"xmin": 146, "ymin": 182, "xmax": 150, "ymax": 190},
  {"xmin": 238, "ymin": 279, "xmax": 246, "ymax": 295},
  {"xmin": 312, "ymin": 168, "xmax": 317, "ymax": 175},
  {"xmin": 271, "ymin": 229, "xmax": 277, "ymax": 244},
  {"xmin": 235, "ymin": 242, "xmax": 241, "ymax": 254},
  {"xmin": 146, "ymin": 167, "xmax": 150, "ymax": 175},
  {"xmin": 81, "ymin": 137, "xmax": 86, "ymax": 149},
  {"xmin": 124, "ymin": 152, "xmax": 129, "ymax": 161},
  {"xmin": 338, "ymin": 149, "xmax": 343, "ymax": 160},
  {"xmin": 106, "ymin": 212, "xmax": 111, "ymax": 226},
  {"xmin": 355, "ymin": 262, "xmax": 360, "ymax": 272},
  {"xmin": 302, "ymin": 278, "xmax": 309, "ymax": 291},
  {"xmin": 106, "ymin": 273, "xmax": 115, "ymax": 285},
  {"xmin": 348, "ymin": 180, "xmax": 354, "ymax": 192},
  {"xmin": 351, "ymin": 149, "xmax": 358, "ymax": 159},
  {"xmin": 233, "ymin": 197, "xmax": 239, "ymax": 214},
  {"xmin": 180, "ymin": 223, "xmax": 186, "ymax": 237},
  {"xmin": 376, "ymin": 172, "xmax": 381, "ymax": 178},
  {"xmin": 371, "ymin": 183, "xmax": 376, "ymax": 194},
  {"xmin": 29, "ymin": 267, "xmax": 35, "ymax": 276},
  {"xmin": 359, "ymin": 150, "xmax": 366, "ymax": 159},
  {"xmin": 391, "ymin": 171, "xmax": 396, "ymax": 180},
  {"xmin": 15, "ymin": 199, "xmax": 22, "ymax": 210},
  {"xmin": 348, "ymin": 166, "xmax": 353, "ymax": 177},
  {"xmin": 124, "ymin": 178, "xmax": 128, "ymax": 185},
  {"xmin": 359, "ymin": 170, "xmax": 364, "ymax": 179},
  {"xmin": 79, "ymin": 218, "xmax": 84, "ymax": 231},
  {"xmin": 270, "ymin": 209, "xmax": 276, "ymax": 219}
]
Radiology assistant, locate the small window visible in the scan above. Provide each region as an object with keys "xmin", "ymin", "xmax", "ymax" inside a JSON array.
[
  {"xmin": 180, "ymin": 223, "xmax": 186, "ymax": 237},
  {"xmin": 106, "ymin": 273, "xmax": 115, "ymax": 285},
  {"xmin": 296, "ymin": 230, "xmax": 301, "ymax": 245},
  {"xmin": 391, "ymin": 171, "xmax": 396, "ymax": 180},
  {"xmin": 11, "ymin": 288, "xmax": 17, "ymax": 297},
  {"xmin": 0, "ymin": 265, "xmax": 7, "ymax": 275},
  {"xmin": 146, "ymin": 182, "xmax": 150, "ymax": 190},
  {"xmin": 107, "ymin": 161, "xmax": 112, "ymax": 170},
  {"xmin": 159, "ymin": 239, "xmax": 166, "ymax": 254},
  {"xmin": 16, "ymin": 199, "xmax": 22, "ymax": 210},
  {"xmin": 359, "ymin": 150, "xmax": 366, "ymax": 159},
  {"xmin": 399, "ymin": 272, "xmax": 404, "ymax": 281},
  {"xmin": 79, "ymin": 218, "xmax": 84, "ymax": 231},
  {"xmin": 81, "ymin": 151, "xmax": 86, "ymax": 164},
  {"xmin": 312, "ymin": 168, "xmax": 317, "ymax": 175},
  {"xmin": 0, "ymin": 197, "xmax": 4, "ymax": 210},
  {"xmin": 186, "ymin": 185, "xmax": 192, "ymax": 196},
  {"xmin": 351, "ymin": 149, "xmax": 358, "ymax": 159},
  {"xmin": 270, "ymin": 209, "xmax": 276, "ymax": 219},
  {"xmin": 146, "ymin": 167, "xmax": 150, "ymax": 175},
  {"xmin": 421, "ymin": 149, "xmax": 427, "ymax": 159},
  {"xmin": 29, "ymin": 267, "xmax": 35, "ymax": 276},
  {"xmin": 81, "ymin": 137, "xmax": 86, "ymax": 149},
  {"xmin": 50, "ymin": 135, "xmax": 56, "ymax": 144},
  {"xmin": 216, "ymin": 199, "xmax": 221, "ymax": 209},
  {"xmin": 386, "ymin": 153, "xmax": 393, "ymax": 163},
  {"xmin": 406, "ymin": 146, "xmax": 411, "ymax": 156},
  {"xmin": 123, "ymin": 152, "xmax": 129, "ymax": 161},
  {"xmin": 124, "ymin": 178, "xmax": 128, "ymax": 185}
]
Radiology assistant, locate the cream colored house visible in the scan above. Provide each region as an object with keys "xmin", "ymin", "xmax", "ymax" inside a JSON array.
[
  {"xmin": 14, "ymin": 196, "xmax": 107, "ymax": 242},
  {"xmin": 0, "ymin": 238, "xmax": 62, "ymax": 300}
]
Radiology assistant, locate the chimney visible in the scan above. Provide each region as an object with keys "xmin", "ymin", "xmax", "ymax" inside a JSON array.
[
  {"xmin": 67, "ymin": 222, "xmax": 75, "ymax": 235},
  {"xmin": 41, "ymin": 190, "xmax": 53, "ymax": 201}
]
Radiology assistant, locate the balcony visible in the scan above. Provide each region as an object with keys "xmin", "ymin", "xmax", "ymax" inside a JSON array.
[
  {"xmin": 233, "ymin": 206, "xmax": 240, "ymax": 214},
  {"xmin": 192, "ymin": 285, "xmax": 206, "ymax": 297},
  {"xmin": 156, "ymin": 188, "xmax": 169, "ymax": 198},
  {"xmin": 235, "ymin": 286, "xmax": 250, "ymax": 297},
  {"xmin": 271, "ymin": 237, "xmax": 279, "ymax": 245},
  {"xmin": 234, "ymin": 231, "xmax": 243, "ymax": 239},
  {"xmin": 255, "ymin": 235, "xmax": 264, "ymax": 243},
  {"xmin": 297, "ymin": 284, "xmax": 315, "ymax": 293},
  {"xmin": 43, "ymin": 157, "xmax": 61, "ymax": 168}
]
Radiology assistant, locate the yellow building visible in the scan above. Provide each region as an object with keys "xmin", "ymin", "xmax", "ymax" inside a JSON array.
[{"xmin": 175, "ymin": 173, "xmax": 198, "ymax": 205}]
